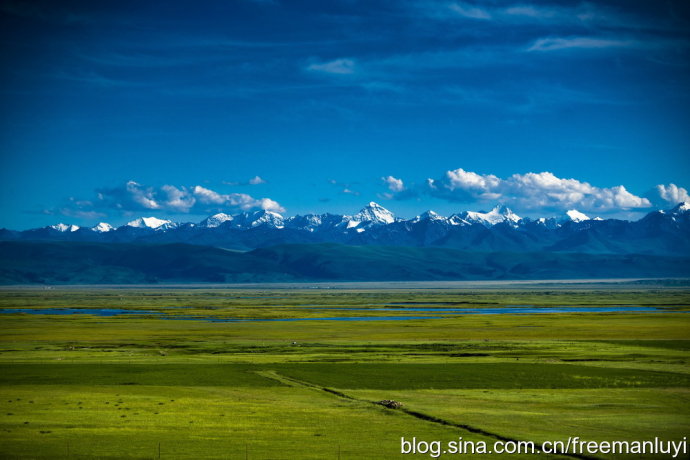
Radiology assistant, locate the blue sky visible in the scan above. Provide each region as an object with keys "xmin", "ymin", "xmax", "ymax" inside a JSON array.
[{"xmin": 1, "ymin": 0, "xmax": 689, "ymax": 229}]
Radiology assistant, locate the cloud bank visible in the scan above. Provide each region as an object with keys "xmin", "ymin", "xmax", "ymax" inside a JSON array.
[
  {"xmin": 307, "ymin": 58, "xmax": 357, "ymax": 75},
  {"xmin": 222, "ymin": 175, "xmax": 268, "ymax": 186},
  {"xmin": 62, "ymin": 181, "xmax": 284, "ymax": 217},
  {"xmin": 383, "ymin": 175, "xmax": 405, "ymax": 192},
  {"xmin": 527, "ymin": 37, "xmax": 636, "ymax": 52},
  {"xmin": 384, "ymin": 168, "xmax": 687, "ymax": 214},
  {"xmin": 653, "ymin": 184, "xmax": 690, "ymax": 207}
]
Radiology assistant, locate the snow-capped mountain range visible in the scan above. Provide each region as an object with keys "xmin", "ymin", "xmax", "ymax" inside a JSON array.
[
  {"xmin": 3, "ymin": 202, "xmax": 689, "ymax": 256},
  {"xmin": 33, "ymin": 202, "xmax": 606, "ymax": 233}
]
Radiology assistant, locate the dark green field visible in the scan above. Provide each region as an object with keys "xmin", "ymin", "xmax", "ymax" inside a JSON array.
[{"xmin": 0, "ymin": 283, "xmax": 689, "ymax": 459}]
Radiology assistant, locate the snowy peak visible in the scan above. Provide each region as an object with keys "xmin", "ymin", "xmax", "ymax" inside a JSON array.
[
  {"xmin": 671, "ymin": 202, "xmax": 690, "ymax": 214},
  {"xmin": 565, "ymin": 209, "xmax": 590, "ymax": 223},
  {"xmin": 125, "ymin": 217, "xmax": 174, "ymax": 230},
  {"xmin": 351, "ymin": 202, "xmax": 395, "ymax": 226},
  {"xmin": 36, "ymin": 202, "xmax": 688, "ymax": 237},
  {"xmin": 15, "ymin": 202, "xmax": 690, "ymax": 258},
  {"xmin": 535, "ymin": 217, "xmax": 561, "ymax": 229},
  {"xmin": 91, "ymin": 222, "xmax": 114, "ymax": 233},
  {"xmin": 665, "ymin": 202, "xmax": 690, "ymax": 224},
  {"xmin": 413, "ymin": 210, "xmax": 448, "ymax": 223},
  {"xmin": 491, "ymin": 205, "xmax": 521, "ymax": 224},
  {"xmin": 200, "ymin": 213, "xmax": 233, "ymax": 228},
  {"xmin": 455, "ymin": 205, "xmax": 521, "ymax": 227},
  {"xmin": 50, "ymin": 223, "xmax": 80, "ymax": 232},
  {"xmin": 247, "ymin": 210, "xmax": 284, "ymax": 229},
  {"xmin": 215, "ymin": 210, "xmax": 283, "ymax": 230},
  {"xmin": 285, "ymin": 214, "xmax": 323, "ymax": 232}
]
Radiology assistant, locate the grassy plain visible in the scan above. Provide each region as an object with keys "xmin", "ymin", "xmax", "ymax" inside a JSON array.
[{"xmin": 0, "ymin": 283, "xmax": 689, "ymax": 459}]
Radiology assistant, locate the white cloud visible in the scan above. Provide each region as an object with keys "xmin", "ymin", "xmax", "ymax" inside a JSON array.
[
  {"xmin": 192, "ymin": 185, "xmax": 226, "ymax": 205},
  {"xmin": 222, "ymin": 175, "xmax": 268, "ymax": 186},
  {"xmin": 527, "ymin": 37, "xmax": 635, "ymax": 52},
  {"xmin": 421, "ymin": 2, "xmax": 644, "ymax": 31},
  {"xmin": 192, "ymin": 185, "xmax": 285, "ymax": 212},
  {"xmin": 655, "ymin": 183, "xmax": 690, "ymax": 205},
  {"xmin": 125, "ymin": 180, "xmax": 159, "ymax": 209},
  {"xmin": 248, "ymin": 175, "xmax": 267, "ymax": 185},
  {"xmin": 161, "ymin": 185, "xmax": 196, "ymax": 212},
  {"xmin": 445, "ymin": 169, "xmax": 501, "ymax": 195},
  {"xmin": 328, "ymin": 178, "xmax": 361, "ymax": 197},
  {"xmin": 307, "ymin": 58, "xmax": 356, "ymax": 75},
  {"xmin": 504, "ymin": 6, "xmax": 556, "ymax": 18},
  {"xmin": 255, "ymin": 198, "xmax": 284, "ymax": 212},
  {"xmin": 502, "ymin": 4, "xmax": 602, "ymax": 23},
  {"xmin": 448, "ymin": 2, "xmax": 491, "ymax": 20},
  {"xmin": 343, "ymin": 188, "xmax": 360, "ymax": 196},
  {"xmin": 383, "ymin": 175, "xmax": 405, "ymax": 192},
  {"xmin": 79, "ymin": 181, "xmax": 285, "ymax": 216},
  {"xmin": 405, "ymin": 168, "xmax": 653, "ymax": 213}
]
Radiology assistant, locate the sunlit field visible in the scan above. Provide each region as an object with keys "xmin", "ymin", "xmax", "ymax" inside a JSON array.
[{"xmin": 1, "ymin": 283, "xmax": 689, "ymax": 459}]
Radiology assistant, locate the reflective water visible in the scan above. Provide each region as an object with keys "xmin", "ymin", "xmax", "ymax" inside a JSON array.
[
  {"xmin": 0, "ymin": 308, "xmax": 154, "ymax": 316},
  {"xmin": 0, "ymin": 305, "xmax": 683, "ymax": 322}
]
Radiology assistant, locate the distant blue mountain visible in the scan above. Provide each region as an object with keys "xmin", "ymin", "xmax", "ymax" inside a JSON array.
[
  {"xmin": 2, "ymin": 202, "xmax": 689, "ymax": 256},
  {"xmin": 2, "ymin": 241, "xmax": 689, "ymax": 284}
]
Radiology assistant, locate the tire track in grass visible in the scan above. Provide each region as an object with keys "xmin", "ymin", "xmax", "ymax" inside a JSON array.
[{"xmin": 256, "ymin": 370, "xmax": 596, "ymax": 460}]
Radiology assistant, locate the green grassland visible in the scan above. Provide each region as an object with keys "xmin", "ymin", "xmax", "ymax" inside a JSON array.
[{"xmin": 0, "ymin": 285, "xmax": 689, "ymax": 459}]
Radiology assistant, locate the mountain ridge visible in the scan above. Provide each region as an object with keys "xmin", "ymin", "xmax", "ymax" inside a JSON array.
[
  {"xmin": 2, "ymin": 202, "xmax": 689, "ymax": 256},
  {"xmin": 2, "ymin": 241, "xmax": 689, "ymax": 285}
]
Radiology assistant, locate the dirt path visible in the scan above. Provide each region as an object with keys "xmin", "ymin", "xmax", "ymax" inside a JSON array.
[{"xmin": 255, "ymin": 370, "xmax": 596, "ymax": 460}]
